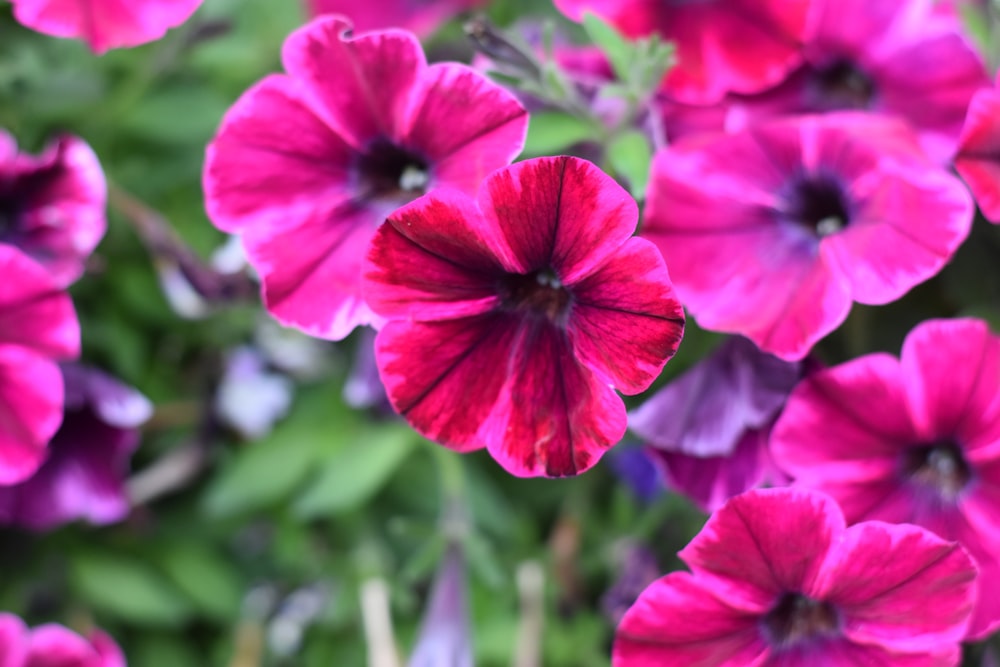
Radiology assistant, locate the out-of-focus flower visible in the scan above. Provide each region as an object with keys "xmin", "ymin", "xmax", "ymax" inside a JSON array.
[
  {"xmin": 613, "ymin": 488, "xmax": 976, "ymax": 666},
  {"xmin": 955, "ymin": 77, "xmax": 1000, "ymax": 222},
  {"xmin": 0, "ymin": 246, "xmax": 79, "ymax": 486},
  {"xmin": 215, "ymin": 346, "xmax": 294, "ymax": 440},
  {"xmin": 252, "ymin": 317, "xmax": 333, "ymax": 382},
  {"xmin": 305, "ymin": 0, "xmax": 486, "ymax": 37},
  {"xmin": 363, "ymin": 156, "xmax": 684, "ymax": 477},
  {"xmin": 630, "ymin": 337, "xmax": 802, "ymax": 512},
  {"xmin": 606, "ymin": 444, "xmax": 661, "ymax": 503},
  {"xmin": 9, "ymin": 0, "xmax": 203, "ymax": 54},
  {"xmin": 408, "ymin": 545, "xmax": 472, "ymax": 667},
  {"xmin": 343, "ymin": 327, "xmax": 389, "ymax": 411},
  {"xmin": 553, "ymin": 0, "xmax": 812, "ymax": 105},
  {"xmin": 204, "ymin": 16, "xmax": 528, "ymax": 341},
  {"xmin": 0, "ymin": 132, "xmax": 105, "ymax": 287},
  {"xmin": 0, "ymin": 613, "xmax": 126, "ymax": 667},
  {"xmin": 771, "ymin": 317, "xmax": 1000, "ymax": 638},
  {"xmin": 601, "ymin": 542, "xmax": 660, "ymax": 627},
  {"xmin": 0, "ymin": 364, "xmax": 150, "ymax": 530},
  {"xmin": 663, "ymin": 0, "xmax": 988, "ymax": 163},
  {"xmin": 642, "ymin": 112, "xmax": 972, "ymax": 361}
]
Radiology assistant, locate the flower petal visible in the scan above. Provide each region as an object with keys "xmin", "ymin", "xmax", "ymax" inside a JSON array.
[
  {"xmin": 612, "ymin": 572, "xmax": 767, "ymax": 667},
  {"xmin": 0, "ymin": 613, "xmax": 28, "ymax": 667},
  {"xmin": 568, "ymin": 237, "xmax": 684, "ymax": 394},
  {"xmin": 0, "ymin": 345, "xmax": 64, "ymax": 485},
  {"xmin": 204, "ymin": 74, "xmax": 355, "ymax": 233},
  {"xmin": 0, "ymin": 247, "xmax": 78, "ymax": 359},
  {"xmin": 955, "ymin": 86, "xmax": 1000, "ymax": 222},
  {"xmin": 281, "ymin": 16, "xmax": 423, "ymax": 147},
  {"xmin": 26, "ymin": 624, "xmax": 100, "ymax": 665}
]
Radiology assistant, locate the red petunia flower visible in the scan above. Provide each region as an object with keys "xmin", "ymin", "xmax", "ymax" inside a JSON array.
[
  {"xmin": 305, "ymin": 0, "xmax": 486, "ymax": 37},
  {"xmin": 0, "ymin": 246, "xmax": 79, "ymax": 486},
  {"xmin": 662, "ymin": 0, "xmax": 988, "ymax": 163},
  {"xmin": 0, "ymin": 132, "xmax": 106, "ymax": 286},
  {"xmin": 362, "ymin": 156, "xmax": 684, "ymax": 477},
  {"xmin": 204, "ymin": 16, "xmax": 528, "ymax": 341},
  {"xmin": 613, "ymin": 487, "xmax": 976, "ymax": 666},
  {"xmin": 0, "ymin": 613, "xmax": 125, "ymax": 667},
  {"xmin": 955, "ymin": 77, "xmax": 1000, "ymax": 222},
  {"xmin": 9, "ymin": 0, "xmax": 203, "ymax": 54},
  {"xmin": 553, "ymin": 0, "xmax": 812, "ymax": 105},
  {"xmin": 771, "ymin": 318, "xmax": 1000, "ymax": 638},
  {"xmin": 642, "ymin": 112, "xmax": 972, "ymax": 360}
]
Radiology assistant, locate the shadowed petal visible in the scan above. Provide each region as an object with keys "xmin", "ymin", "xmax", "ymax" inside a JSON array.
[
  {"xmin": 281, "ymin": 16, "xmax": 423, "ymax": 147},
  {"xmin": 203, "ymin": 75, "xmax": 355, "ymax": 233},
  {"xmin": 568, "ymin": 237, "xmax": 684, "ymax": 394},
  {"xmin": 612, "ymin": 572, "xmax": 767, "ymax": 667}
]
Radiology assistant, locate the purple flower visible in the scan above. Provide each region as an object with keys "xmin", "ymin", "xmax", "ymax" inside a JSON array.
[
  {"xmin": 408, "ymin": 545, "xmax": 472, "ymax": 667},
  {"xmin": 629, "ymin": 337, "xmax": 801, "ymax": 511},
  {"xmin": 0, "ymin": 364, "xmax": 152, "ymax": 531}
]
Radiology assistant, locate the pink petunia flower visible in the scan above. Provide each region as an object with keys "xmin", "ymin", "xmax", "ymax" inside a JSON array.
[
  {"xmin": 306, "ymin": 0, "xmax": 486, "ymax": 38},
  {"xmin": 362, "ymin": 156, "xmax": 684, "ymax": 477},
  {"xmin": 553, "ymin": 0, "xmax": 812, "ymax": 105},
  {"xmin": 0, "ymin": 246, "xmax": 79, "ymax": 486},
  {"xmin": 642, "ymin": 112, "xmax": 973, "ymax": 361},
  {"xmin": 204, "ymin": 16, "xmax": 528, "ymax": 341},
  {"xmin": 613, "ymin": 487, "xmax": 976, "ymax": 667},
  {"xmin": 663, "ymin": 0, "xmax": 988, "ymax": 163},
  {"xmin": 771, "ymin": 318, "xmax": 1000, "ymax": 638},
  {"xmin": 0, "ymin": 364, "xmax": 152, "ymax": 531},
  {"xmin": 630, "ymin": 337, "xmax": 803, "ymax": 512},
  {"xmin": 9, "ymin": 0, "xmax": 203, "ymax": 54},
  {"xmin": 0, "ymin": 132, "xmax": 106, "ymax": 287},
  {"xmin": 955, "ymin": 77, "xmax": 1000, "ymax": 222},
  {"xmin": 0, "ymin": 613, "xmax": 125, "ymax": 667}
]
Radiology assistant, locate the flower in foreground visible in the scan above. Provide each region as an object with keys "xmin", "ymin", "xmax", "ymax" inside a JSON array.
[
  {"xmin": 0, "ymin": 364, "xmax": 152, "ymax": 530},
  {"xmin": 306, "ymin": 0, "xmax": 486, "ymax": 37},
  {"xmin": 613, "ymin": 488, "xmax": 976, "ymax": 666},
  {"xmin": 9, "ymin": 0, "xmax": 203, "ymax": 54},
  {"xmin": 955, "ymin": 78, "xmax": 1000, "ymax": 222},
  {"xmin": 0, "ymin": 131, "xmax": 106, "ymax": 286},
  {"xmin": 0, "ymin": 246, "xmax": 79, "ymax": 486},
  {"xmin": 642, "ymin": 112, "xmax": 972, "ymax": 360},
  {"xmin": 662, "ymin": 0, "xmax": 988, "ymax": 163},
  {"xmin": 553, "ymin": 0, "xmax": 812, "ymax": 104},
  {"xmin": 363, "ymin": 156, "xmax": 684, "ymax": 477},
  {"xmin": 0, "ymin": 613, "xmax": 125, "ymax": 666},
  {"xmin": 630, "ymin": 336, "xmax": 802, "ymax": 511},
  {"xmin": 204, "ymin": 16, "xmax": 528, "ymax": 341},
  {"xmin": 771, "ymin": 318, "xmax": 1000, "ymax": 638}
]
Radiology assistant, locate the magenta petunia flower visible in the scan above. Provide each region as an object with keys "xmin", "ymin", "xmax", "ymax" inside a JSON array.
[
  {"xmin": 613, "ymin": 487, "xmax": 976, "ymax": 667},
  {"xmin": 955, "ymin": 78, "xmax": 1000, "ymax": 222},
  {"xmin": 771, "ymin": 318, "xmax": 1000, "ymax": 638},
  {"xmin": 204, "ymin": 16, "xmax": 528, "ymax": 341},
  {"xmin": 0, "ymin": 132, "xmax": 106, "ymax": 287},
  {"xmin": 630, "ymin": 337, "xmax": 802, "ymax": 511},
  {"xmin": 0, "ymin": 613, "xmax": 125, "ymax": 667},
  {"xmin": 0, "ymin": 246, "xmax": 79, "ymax": 486},
  {"xmin": 9, "ymin": 0, "xmax": 203, "ymax": 54},
  {"xmin": 306, "ymin": 0, "xmax": 486, "ymax": 37},
  {"xmin": 553, "ymin": 0, "xmax": 812, "ymax": 105},
  {"xmin": 642, "ymin": 112, "xmax": 973, "ymax": 361},
  {"xmin": 0, "ymin": 364, "xmax": 152, "ymax": 531},
  {"xmin": 664, "ymin": 0, "xmax": 989, "ymax": 162},
  {"xmin": 363, "ymin": 156, "xmax": 684, "ymax": 477}
]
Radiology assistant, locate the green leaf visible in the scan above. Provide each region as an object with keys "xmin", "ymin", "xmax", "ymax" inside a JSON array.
[
  {"xmin": 607, "ymin": 130, "xmax": 653, "ymax": 200},
  {"xmin": 581, "ymin": 12, "xmax": 632, "ymax": 82},
  {"xmin": 202, "ymin": 383, "xmax": 357, "ymax": 517},
  {"xmin": 72, "ymin": 553, "xmax": 192, "ymax": 626},
  {"xmin": 158, "ymin": 544, "xmax": 243, "ymax": 620},
  {"xmin": 293, "ymin": 424, "xmax": 418, "ymax": 518},
  {"xmin": 524, "ymin": 112, "xmax": 597, "ymax": 156}
]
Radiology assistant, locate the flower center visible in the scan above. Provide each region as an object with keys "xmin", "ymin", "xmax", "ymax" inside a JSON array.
[
  {"xmin": 354, "ymin": 139, "xmax": 430, "ymax": 204},
  {"xmin": 810, "ymin": 59, "xmax": 875, "ymax": 110},
  {"xmin": 782, "ymin": 174, "xmax": 850, "ymax": 236},
  {"xmin": 762, "ymin": 593, "xmax": 841, "ymax": 650},
  {"xmin": 901, "ymin": 441, "xmax": 971, "ymax": 501},
  {"xmin": 499, "ymin": 268, "xmax": 572, "ymax": 324}
]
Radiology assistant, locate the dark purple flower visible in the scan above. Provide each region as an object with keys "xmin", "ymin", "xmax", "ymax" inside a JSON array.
[
  {"xmin": 630, "ymin": 337, "xmax": 802, "ymax": 511},
  {"xmin": 0, "ymin": 364, "xmax": 152, "ymax": 531}
]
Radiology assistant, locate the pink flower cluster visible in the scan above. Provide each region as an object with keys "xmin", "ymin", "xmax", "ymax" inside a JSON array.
[{"xmin": 0, "ymin": 613, "xmax": 124, "ymax": 667}]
